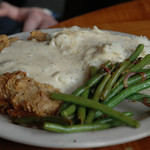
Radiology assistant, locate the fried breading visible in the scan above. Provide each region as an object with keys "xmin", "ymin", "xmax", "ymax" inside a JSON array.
[
  {"xmin": 0, "ymin": 71, "xmax": 62, "ymax": 117},
  {"xmin": 28, "ymin": 30, "xmax": 47, "ymax": 41},
  {"xmin": 0, "ymin": 35, "xmax": 10, "ymax": 52},
  {"xmin": 0, "ymin": 35, "xmax": 19, "ymax": 52},
  {"xmin": 9, "ymin": 37, "xmax": 19, "ymax": 43}
]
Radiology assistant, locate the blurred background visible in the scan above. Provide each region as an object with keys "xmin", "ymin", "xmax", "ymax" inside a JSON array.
[
  {"xmin": 4, "ymin": 0, "xmax": 132, "ymax": 21},
  {"xmin": 0, "ymin": 0, "xmax": 132, "ymax": 35}
]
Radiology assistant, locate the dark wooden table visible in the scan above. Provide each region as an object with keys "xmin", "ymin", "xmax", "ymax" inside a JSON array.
[{"xmin": 1, "ymin": 0, "xmax": 150, "ymax": 149}]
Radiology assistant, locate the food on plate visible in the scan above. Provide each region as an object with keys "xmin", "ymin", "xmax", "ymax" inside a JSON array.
[
  {"xmin": 0, "ymin": 26, "xmax": 150, "ymax": 132},
  {"xmin": 0, "ymin": 35, "xmax": 18, "ymax": 52},
  {"xmin": 0, "ymin": 71, "xmax": 61, "ymax": 117},
  {"xmin": 28, "ymin": 30, "xmax": 48, "ymax": 41}
]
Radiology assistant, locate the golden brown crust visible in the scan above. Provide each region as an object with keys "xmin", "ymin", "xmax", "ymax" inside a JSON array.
[
  {"xmin": 9, "ymin": 37, "xmax": 19, "ymax": 43},
  {"xmin": 0, "ymin": 35, "xmax": 10, "ymax": 52},
  {"xmin": 0, "ymin": 71, "xmax": 62, "ymax": 117},
  {"xmin": 0, "ymin": 35, "xmax": 19, "ymax": 52},
  {"xmin": 29, "ymin": 30, "xmax": 47, "ymax": 42}
]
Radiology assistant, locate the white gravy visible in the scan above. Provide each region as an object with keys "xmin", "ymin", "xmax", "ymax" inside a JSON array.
[{"xmin": 1, "ymin": 26, "xmax": 150, "ymax": 94}]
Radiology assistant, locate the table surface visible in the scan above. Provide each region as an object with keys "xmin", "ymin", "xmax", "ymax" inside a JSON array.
[{"xmin": 1, "ymin": 0, "xmax": 150, "ymax": 150}]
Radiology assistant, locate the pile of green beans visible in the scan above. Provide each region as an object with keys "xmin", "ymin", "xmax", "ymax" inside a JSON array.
[{"xmin": 13, "ymin": 44, "xmax": 150, "ymax": 133}]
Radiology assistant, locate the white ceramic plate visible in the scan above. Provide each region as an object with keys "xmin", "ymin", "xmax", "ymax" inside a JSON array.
[{"xmin": 0, "ymin": 29, "xmax": 150, "ymax": 148}]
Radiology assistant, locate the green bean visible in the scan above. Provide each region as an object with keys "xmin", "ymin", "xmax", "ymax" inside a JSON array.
[
  {"xmin": 112, "ymin": 44, "xmax": 144, "ymax": 88},
  {"xmin": 66, "ymin": 61, "xmax": 111, "ymax": 98},
  {"xmin": 56, "ymin": 61, "xmax": 102, "ymax": 114},
  {"xmin": 57, "ymin": 102, "xmax": 70, "ymax": 115},
  {"xmin": 95, "ymin": 78, "xmax": 150, "ymax": 118},
  {"xmin": 93, "ymin": 73, "xmax": 111, "ymax": 101},
  {"xmin": 61, "ymin": 62, "xmax": 116, "ymax": 119},
  {"xmin": 104, "ymin": 70, "xmax": 150, "ymax": 104},
  {"xmin": 60, "ymin": 104, "xmax": 76, "ymax": 118},
  {"xmin": 136, "ymin": 69, "xmax": 150, "ymax": 72},
  {"xmin": 12, "ymin": 116, "xmax": 70, "ymax": 125},
  {"xmin": 77, "ymin": 66, "xmax": 97, "ymax": 124},
  {"xmin": 128, "ymin": 93, "xmax": 150, "ymax": 106},
  {"xmin": 78, "ymin": 89, "xmax": 90, "ymax": 124},
  {"xmin": 61, "ymin": 65, "xmax": 103, "ymax": 118},
  {"xmin": 43, "ymin": 122, "xmax": 121, "ymax": 133},
  {"xmin": 50, "ymin": 93, "xmax": 140, "ymax": 128},
  {"xmin": 128, "ymin": 93, "xmax": 150, "ymax": 100},
  {"xmin": 94, "ymin": 117, "xmax": 113, "ymax": 124},
  {"xmin": 97, "ymin": 60, "xmax": 112, "ymax": 73},
  {"xmin": 85, "ymin": 73, "xmax": 111, "ymax": 124},
  {"xmin": 61, "ymin": 72, "xmax": 107, "ymax": 118},
  {"xmin": 94, "ymin": 111, "xmax": 133, "ymax": 124},
  {"xmin": 114, "ymin": 54, "xmax": 150, "ymax": 88},
  {"xmin": 90, "ymin": 66, "xmax": 97, "ymax": 76},
  {"xmin": 122, "ymin": 56, "xmax": 143, "ymax": 76},
  {"xmin": 72, "ymin": 71, "xmax": 107, "ymax": 96},
  {"xmin": 128, "ymin": 54, "xmax": 150, "ymax": 72},
  {"xmin": 129, "ymin": 44, "xmax": 144, "ymax": 61},
  {"xmin": 121, "ymin": 63, "xmax": 134, "ymax": 75},
  {"xmin": 101, "ymin": 59, "xmax": 130, "ymax": 100},
  {"xmin": 44, "ymin": 114, "xmax": 136, "ymax": 133}
]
